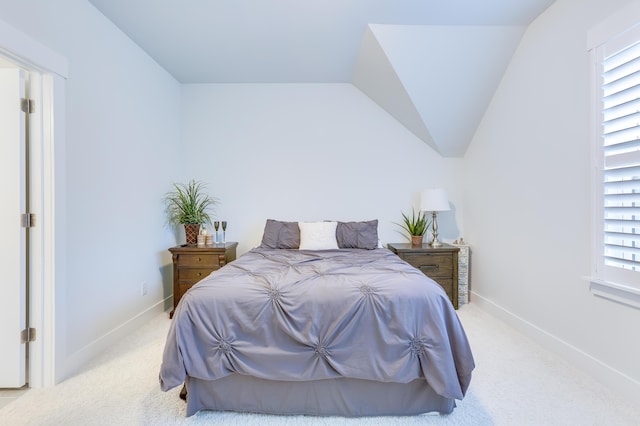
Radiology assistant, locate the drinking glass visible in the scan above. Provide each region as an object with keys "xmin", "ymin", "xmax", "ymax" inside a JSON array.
[
  {"xmin": 221, "ymin": 221, "xmax": 227, "ymax": 244},
  {"xmin": 213, "ymin": 221, "xmax": 220, "ymax": 244}
]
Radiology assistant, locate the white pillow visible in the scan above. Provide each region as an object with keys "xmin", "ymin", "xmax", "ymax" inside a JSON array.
[{"xmin": 298, "ymin": 221, "xmax": 339, "ymax": 250}]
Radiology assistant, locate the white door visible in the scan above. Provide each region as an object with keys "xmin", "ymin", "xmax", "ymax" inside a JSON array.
[{"xmin": 0, "ymin": 68, "xmax": 27, "ymax": 387}]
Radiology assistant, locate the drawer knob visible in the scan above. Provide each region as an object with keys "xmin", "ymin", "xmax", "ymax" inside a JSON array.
[
  {"xmin": 197, "ymin": 258, "xmax": 202, "ymax": 262},
  {"xmin": 197, "ymin": 273, "xmax": 202, "ymax": 276}
]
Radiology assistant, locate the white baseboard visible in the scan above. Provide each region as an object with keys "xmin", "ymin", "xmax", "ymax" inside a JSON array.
[
  {"xmin": 62, "ymin": 298, "xmax": 170, "ymax": 381},
  {"xmin": 471, "ymin": 291, "xmax": 640, "ymax": 407}
]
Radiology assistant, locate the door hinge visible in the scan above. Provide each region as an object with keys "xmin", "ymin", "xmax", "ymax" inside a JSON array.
[
  {"xmin": 21, "ymin": 213, "xmax": 36, "ymax": 228},
  {"xmin": 21, "ymin": 328, "xmax": 36, "ymax": 343},
  {"xmin": 21, "ymin": 97, "xmax": 34, "ymax": 114}
]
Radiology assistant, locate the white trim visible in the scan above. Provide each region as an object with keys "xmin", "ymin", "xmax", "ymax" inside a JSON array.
[
  {"xmin": 45, "ymin": 73, "xmax": 64, "ymax": 386},
  {"xmin": 0, "ymin": 17, "xmax": 68, "ymax": 78},
  {"xmin": 587, "ymin": 1, "xmax": 640, "ymax": 51},
  {"xmin": 471, "ymin": 292, "xmax": 640, "ymax": 408},
  {"xmin": 27, "ymin": 69, "xmax": 45, "ymax": 388},
  {"xmin": 589, "ymin": 278, "xmax": 640, "ymax": 310}
]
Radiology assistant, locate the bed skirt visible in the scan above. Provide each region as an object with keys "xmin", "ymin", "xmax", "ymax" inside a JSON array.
[{"xmin": 185, "ymin": 374, "xmax": 456, "ymax": 417}]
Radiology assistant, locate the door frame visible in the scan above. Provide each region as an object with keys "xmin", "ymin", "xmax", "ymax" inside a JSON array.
[{"xmin": 0, "ymin": 17, "xmax": 68, "ymax": 387}]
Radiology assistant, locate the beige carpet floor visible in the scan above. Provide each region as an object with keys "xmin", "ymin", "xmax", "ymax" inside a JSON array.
[{"xmin": 1, "ymin": 303, "xmax": 638, "ymax": 425}]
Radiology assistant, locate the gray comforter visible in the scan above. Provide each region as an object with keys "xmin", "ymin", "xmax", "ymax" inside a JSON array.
[{"xmin": 160, "ymin": 248, "xmax": 474, "ymax": 401}]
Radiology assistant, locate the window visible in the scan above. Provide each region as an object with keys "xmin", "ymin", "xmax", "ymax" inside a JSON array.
[{"xmin": 589, "ymin": 4, "xmax": 640, "ymax": 308}]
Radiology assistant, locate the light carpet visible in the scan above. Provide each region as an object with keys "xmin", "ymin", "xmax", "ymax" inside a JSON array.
[{"xmin": 1, "ymin": 303, "xmax": 638, "ymax": 426}]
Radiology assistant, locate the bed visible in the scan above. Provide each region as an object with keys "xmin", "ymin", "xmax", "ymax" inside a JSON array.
[{"xmin": 159, "ymin": 219, "xmax": 475, "ymax": 417}]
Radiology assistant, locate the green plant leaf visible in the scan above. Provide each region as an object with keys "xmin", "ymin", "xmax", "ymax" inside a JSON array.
[
  {"xmin": 393, "ymin": 208, "xmax": 431, "ymax": 236},
  {"xmin": 163, "ymin": 179, "xmax": 217, "ymax": 226}
]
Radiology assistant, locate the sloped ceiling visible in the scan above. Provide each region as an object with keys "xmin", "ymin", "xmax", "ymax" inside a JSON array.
[
  {"xmin": 88, "ymin": 0, "xmax": 555, "ymax": 157},
  {"xmin": 354, "ymin": 25, "xmax": 525, "ymax": 157}
]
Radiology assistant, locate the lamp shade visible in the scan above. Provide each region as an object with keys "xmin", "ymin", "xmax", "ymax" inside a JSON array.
[{"xmin": 421, "ymin": 188, "xmax": 450, "ymax": 212}]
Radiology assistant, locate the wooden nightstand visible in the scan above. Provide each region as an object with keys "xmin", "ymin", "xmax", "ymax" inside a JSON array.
[
  {"xmin": 168, "ymin": 242, "xmax": 238, "ymax": 318},
  {"xmin": 387, "ymin": 242, "xmax": 459, "ymax": 309}
]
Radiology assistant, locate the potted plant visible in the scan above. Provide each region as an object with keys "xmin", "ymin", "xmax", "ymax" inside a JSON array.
[
  {"xmin": 164, "ymin": 180, "xmax": 217, "ymax": 245},
  {"xmin": 395, "ymin": 209, "xmax": 431, "ymax": 246}
]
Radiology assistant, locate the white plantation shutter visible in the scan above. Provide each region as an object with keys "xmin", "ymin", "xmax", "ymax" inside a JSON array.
[
  {"xmin": 601, "ymin": 41, "xmax": 640, "ymax": 273},
  {"xmin": 588, "ymin": 4, "xmax": 640, "ymax": 308}
]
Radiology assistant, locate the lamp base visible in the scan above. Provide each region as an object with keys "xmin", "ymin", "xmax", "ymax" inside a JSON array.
[
  {"xmin": 430, "ymin": 211, "xmax": 443, "ymax": 248},
  {"xmin": 430, "ymin": 239, "xmax": 443, "ymax": 248}
]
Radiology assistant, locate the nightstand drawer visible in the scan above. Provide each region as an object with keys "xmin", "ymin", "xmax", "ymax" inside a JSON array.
[
  {"xmin": 178, "ymin": 268, "xmax": 214, "ymax": 281},
  {"xmin": 431, "ymin": 278, "xmax": 454, "ymax": 300},
  {"xmin": 177, "ymin": 254, "xmax": 218, "ymax": 268},
  {"xmin": 403, "ymin": 253, "xmax": 453, "ymax": 278}
]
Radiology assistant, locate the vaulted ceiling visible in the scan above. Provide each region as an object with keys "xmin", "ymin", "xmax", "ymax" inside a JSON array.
[{"xmin": 88, "ymin": 0, "xmax": 556, "ymax": 156}]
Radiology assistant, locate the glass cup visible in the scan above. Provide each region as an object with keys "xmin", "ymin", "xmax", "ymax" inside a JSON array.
[
  {"xmin": 221, "ymin": 221, "xmax": 227, "ymax": 244},
  {"xmin": 213, "ymin": 221, "xmax": 220, "ymax": 243}
]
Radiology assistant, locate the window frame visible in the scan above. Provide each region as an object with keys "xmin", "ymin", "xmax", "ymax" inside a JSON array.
[{"xmin": 588, "ymin": 4, "xmax": 640, "ymax": 310}]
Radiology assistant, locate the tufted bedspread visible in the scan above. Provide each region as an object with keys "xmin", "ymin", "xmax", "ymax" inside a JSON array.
[{"xmin": 159, "ymin": 248, "xmax": 475, "ymax": 412}]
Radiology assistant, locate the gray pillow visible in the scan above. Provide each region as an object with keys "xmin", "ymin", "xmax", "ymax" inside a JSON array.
[
  {"xmin": 259, "ymin": 219, "xmax": 300, "ymax": 249},
  {"xmin": 336, "ymin": 220, "xmax": 378, "ymax": 250}
]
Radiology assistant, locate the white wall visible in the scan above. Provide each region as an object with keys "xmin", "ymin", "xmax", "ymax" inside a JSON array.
[
  {"xmin": 0, "ymin": 0, "xmax": 181, "ymax": 380},
  {"xmin": 464, "ymin": 0, "xmax": 640, "ymax": 400},
  {"xmin": 180, "ymin": 83, "xmax": 465, "ymax": 253}
]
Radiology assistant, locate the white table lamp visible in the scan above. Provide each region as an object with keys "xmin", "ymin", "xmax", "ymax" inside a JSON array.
[{"xmin": 421, "ymin": 188, "xmax": 450, "ymax": 247}]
